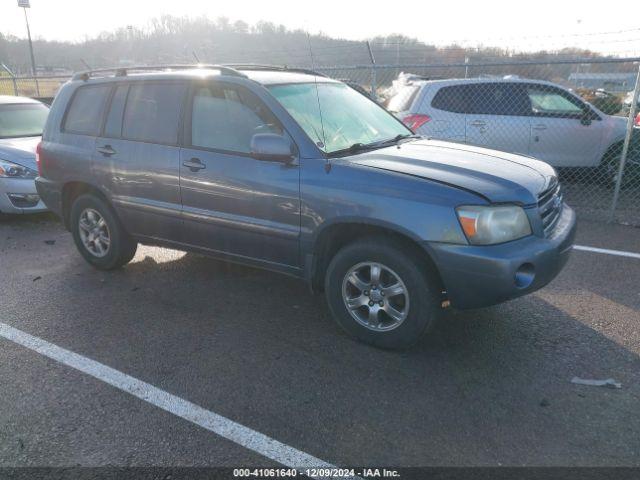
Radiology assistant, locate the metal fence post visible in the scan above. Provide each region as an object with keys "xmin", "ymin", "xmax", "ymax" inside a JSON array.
[
  {"xmin": 1, "ymin": 63, "xmax": 19, "ymax": 95},
  {"xmin": 609, "ymin": 65, "xmax": 640, "ymax": 221},
  {"xmin": 366, "ymin": 41, "xmax": 377, "ymax": 102}
]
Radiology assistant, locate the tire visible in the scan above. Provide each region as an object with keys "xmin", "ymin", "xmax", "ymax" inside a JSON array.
[
  {"xmin": 324, "ymin": 237, "xmax": 441, "ymax": 350},
  {"xmin": 600, "ymin": 144, "xmax": 639, "ymax": 188},
  {"xmin": 70, "ymin": 194, "xmax": 137, "ymax": 270}
]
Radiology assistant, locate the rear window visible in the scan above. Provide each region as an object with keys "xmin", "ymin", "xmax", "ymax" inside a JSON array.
[
  {"xmin": 466, "ymin": 83, "xmax": 530, "ymax": 116},
  {"xmin": 387, "ymin": 85, "xmax": 420, "ymax": 112},
  {"xmin": 103, "ymin": 84, "xmax": 129, "ymax": 138},
  {"xmin": 121, "ymin": 82, "xmax": 187, "ymax": 144},
  {"xmin": 63, "ymin": 85, "xmax": 111, "ymax": 135},
  {"xmin": 431, "ymin": 85, "xmax": 468, "ymax": 113}
]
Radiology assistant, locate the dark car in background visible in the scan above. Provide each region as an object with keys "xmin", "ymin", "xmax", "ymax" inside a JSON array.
[
  {"xmin": 36, "ymin": 65, "xmax": 576, "ymax": 349},
  {"xmin": 0, "ymin": 95, "xmax": 49, "ymax": 214}
]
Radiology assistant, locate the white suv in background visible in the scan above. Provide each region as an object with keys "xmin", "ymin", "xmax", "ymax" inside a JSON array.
[{"xmin": 388, "ymin": 78, "xmax": 628, "ymax": 170}]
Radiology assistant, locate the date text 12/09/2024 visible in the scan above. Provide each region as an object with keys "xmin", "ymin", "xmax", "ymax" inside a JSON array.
[{"xmin": 232, "ymin": 468, "xmax": 401, "ymax": 478}]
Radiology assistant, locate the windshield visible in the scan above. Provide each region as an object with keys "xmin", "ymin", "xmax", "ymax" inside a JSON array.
[
  {"xmin": 0, "ymin": 103, "xmax": 49, "ymax": 139},
  {"xmin": 268, "ymin": 82, "xmax": 411, "ymax": 154}
]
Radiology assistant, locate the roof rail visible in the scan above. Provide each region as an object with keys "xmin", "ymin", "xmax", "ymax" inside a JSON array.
[
  {"xmin": 222, "ymin": 64, "xmax": 327, "ymax": 78},
  {"xmin": 71, "ymin": 64, "xmax": 245, "ymax": 81}
]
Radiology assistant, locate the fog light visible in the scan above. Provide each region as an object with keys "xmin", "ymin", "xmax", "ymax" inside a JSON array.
[
  {"xmin": 7, "ymin": 193, "xmax": 40, "ymax": 208},
  {"xmin": 514, "ymin": 263, "xmax": 535, "ymax": 289}
]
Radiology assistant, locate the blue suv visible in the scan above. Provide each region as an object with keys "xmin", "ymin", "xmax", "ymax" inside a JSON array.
[{"xmin": 35, "ymin": 65, "xmax": 576, "ymax": 349}]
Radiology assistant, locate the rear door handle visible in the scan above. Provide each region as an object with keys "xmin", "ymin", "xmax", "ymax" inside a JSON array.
[
  {"xmin": 182, "ymin": 158, "xmax": 206, "ymax": 172},
  {"xmin": 97, "ymin": 145, "xmax": 116, "ymax": 156},
  {"xmin": 533, "ymin": 124, "xmax": 547, "ymax": 131},
  {"xmin": 470, "ymin": 120, "xmax": 486, "ymax": 127}
]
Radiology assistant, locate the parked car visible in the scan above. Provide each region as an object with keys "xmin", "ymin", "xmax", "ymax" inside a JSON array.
[
  {"xmin": 575, "ymin": 88, "xmax": 622, "ymax": 116},
  {"xmin": 36, "ymin": 65, "xmax": 575, "ymax": 349},
  {"xmin": 624, "ymin": 90, "xmax": 640, "ymax": 109},
  {"xmin": 0, "ymin": 95, "xmax": 49, "ymax": 214},
  {"xmin": 388, "ymin": 78, "xmax": 629, "ymax": 180}
]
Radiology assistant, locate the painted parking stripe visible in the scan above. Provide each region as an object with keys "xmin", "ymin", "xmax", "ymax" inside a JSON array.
[
  {"xmin": 0, "ymin": 322, "xmax": 355, "ymax": 479},
  {"xmin": 573, "ymin": 245, "xmax": 640, "ymax": 260}
]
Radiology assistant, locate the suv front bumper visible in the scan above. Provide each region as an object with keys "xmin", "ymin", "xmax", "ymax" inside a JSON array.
[{"xmin": 426, "ymin": 204, "xmax": 576, "ymax": 309}]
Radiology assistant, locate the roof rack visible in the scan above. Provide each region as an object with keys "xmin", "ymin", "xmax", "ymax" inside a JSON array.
[
  {"xmin": 71, "ymin": 64, "xmax": 245, "ymax": 81},
  {"xmin": 222, "ymin": 64, "xmax": 327, "ymax": 78}
]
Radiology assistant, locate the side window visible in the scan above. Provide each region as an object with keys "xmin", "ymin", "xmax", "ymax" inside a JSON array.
[
  {"xmin": 431, "ymin": 85, "xmax": 468, "ymax": 113},
  {"xmin": 527, "ymin": 85, "xmax": 584, "ymax": 117},
  {"xmin": 190, "ymin": 84, "xmax": 283, "ymax": 153},
  {"xmin": 103, "ymin": 84, "xmax": 128, "ymax": 138},
  {"xmin": 122, "ymin": 82, "xmax": 187, "ymax": 144},
  {"xmin": 466, "ymin": 83, "xmax": 531, "ymax": 116},
  {"xmin": 63, "ymin": 85, "xmax": 111, "ymax": 135}
]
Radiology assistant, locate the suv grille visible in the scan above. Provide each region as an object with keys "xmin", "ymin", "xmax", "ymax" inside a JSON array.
[{"xmin": 538, "ymin": 179, "xmax": 563, "ymax": 237}]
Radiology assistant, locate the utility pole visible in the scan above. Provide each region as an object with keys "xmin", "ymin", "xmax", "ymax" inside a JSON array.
[{"xmin": 18, "ymin": 0, "xmax": 39, "ymax": 96}]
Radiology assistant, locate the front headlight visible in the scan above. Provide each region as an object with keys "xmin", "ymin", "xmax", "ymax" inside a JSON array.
[
  {"xmin": 0, "ymin": 159, "xmax": 36, "ymax": 179},
  {"xmin": 456, "ymin": 205, "xmax": 532, "ymax": 245}
]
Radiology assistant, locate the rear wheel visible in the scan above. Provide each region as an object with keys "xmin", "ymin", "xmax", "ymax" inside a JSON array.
[
  {"xmin": 70, "ymin": 194, "xmax": 137, "ymax": 270},
  {"xmin": 325, "ymin": 237, "xmax": 440, "ymax": 349}
]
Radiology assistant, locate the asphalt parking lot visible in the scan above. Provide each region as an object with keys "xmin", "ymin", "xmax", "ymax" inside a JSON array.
[{"xmin": 1, "ymin": 212, "xmax": 639, "ymax": 471}]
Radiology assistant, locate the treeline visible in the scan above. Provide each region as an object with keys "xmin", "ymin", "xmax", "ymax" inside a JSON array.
[{"xmin": 0, "ymin": 15, "xmax": 636, "ymax": 80}]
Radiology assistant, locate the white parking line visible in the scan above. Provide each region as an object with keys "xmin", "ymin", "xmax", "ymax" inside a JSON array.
[
  {"xmin": 0, "ymin": 322, "xmax": 345, "ymax": 479},
  {"xmin": 573, "ymin": 245, "xmax": 640, "ymax": 260}
]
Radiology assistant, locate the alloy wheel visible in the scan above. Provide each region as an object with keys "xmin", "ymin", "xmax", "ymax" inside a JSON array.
[
  {"xmin": 341, "ymin": 261, "xmax": 410, "ymax": 332},
  {"xmin": 78, "ymin": 208, "xmax": 111, "ymax": 258}
]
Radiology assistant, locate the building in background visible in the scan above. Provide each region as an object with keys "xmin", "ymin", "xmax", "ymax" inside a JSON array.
[{"xmin": 569, "ymin": 72, "xmax": 637, "ymax": 92}]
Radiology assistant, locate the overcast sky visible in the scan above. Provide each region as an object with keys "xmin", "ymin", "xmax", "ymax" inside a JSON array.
[{"xmin": 1, "ymin": 0, "xmax": 639, "ymax": 54}]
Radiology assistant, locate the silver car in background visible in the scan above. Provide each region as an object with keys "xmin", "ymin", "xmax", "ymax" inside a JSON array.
[
  {"xmin": 388, "ymin": 78, "xmax": 628, "ymax": 170},
  {"xmin": 0, "ymin": 95, "xmax": 49, "ymax": 214}
]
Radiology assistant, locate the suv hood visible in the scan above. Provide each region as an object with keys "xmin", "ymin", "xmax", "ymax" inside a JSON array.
[
  {"xmin": 348, "ymin": 139, "xmax": 556, "ymax": 205},
  {"xmin": 0, "ymin": 136, "xmax": 40, "ymax": 171}
]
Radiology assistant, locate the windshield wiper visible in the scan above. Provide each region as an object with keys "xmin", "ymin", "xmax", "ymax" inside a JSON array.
[
  {"xmin": 380, "ymin": 133, "xmax": 422, "ymax": 146},
  {"xmin": 327, "ymin": 134, "xmax": 421, "ymax": 158},
  {"xmin": 327, "ymin": 142, "xmax": 379, "ymax": 157}
]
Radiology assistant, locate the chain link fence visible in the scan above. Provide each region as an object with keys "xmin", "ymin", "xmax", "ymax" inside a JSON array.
[
  {"xmin": 0, "ymin": 65, "xmax": 67, "ymax": 104},
  {"xmin": 1, "ymin": 58, "xmax": 639, "ymax": 225},
  {"xmin": 317, "ymin": 59, "xmax": 640, "ymax": 225}
]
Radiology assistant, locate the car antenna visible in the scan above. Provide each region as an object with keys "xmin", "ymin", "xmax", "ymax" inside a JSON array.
[{"xmin": 306, "ymin": 31, "xmax": 330, "ymax": 173}]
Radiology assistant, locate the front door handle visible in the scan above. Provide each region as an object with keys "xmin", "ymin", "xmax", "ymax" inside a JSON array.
[
  {"xmin": 470, "ymin": 120, "xmax": 486, "ymax": 127},
  {"xmin": 182, "ymin": 158, "xmax": 206, "ymax": 172},
  {"xmin": 533, "ymin": 124, "xmax": 547, "ymax": 131},
  {"xmin": 97, "ymin": 145, "xmax": 116, "ymax": 156}
]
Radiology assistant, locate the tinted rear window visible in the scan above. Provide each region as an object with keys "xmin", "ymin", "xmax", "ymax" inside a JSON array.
[
  {"xmin": 63, "ymin": 85, "xmax": 111, "ymax": 135},
  {"xmin": 431, "ymin": 85, "xmax": 467, "ymax": 113},
  {"xmin": 387, "ymin": 85, "xmax": 420, "ymax": 112},
  {"xmin": 122, "ymin": 83, "xmax": 187, "ymax": 144},
  {"xmin": 466, "ymin": 83, "xmax": 530, "ymax": 116},
  {"xmin": 103, "ymin": 84, "xmax": 129, "ymax": 138}
]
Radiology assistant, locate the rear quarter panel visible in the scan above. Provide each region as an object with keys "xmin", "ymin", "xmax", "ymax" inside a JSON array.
[
  {"xmin": 410, "ymin": 84, "xmax": 466, "ymax": 142},
  {"xmin": 41, "ymin": 82, "xmax": 97, "ymax": 187}
]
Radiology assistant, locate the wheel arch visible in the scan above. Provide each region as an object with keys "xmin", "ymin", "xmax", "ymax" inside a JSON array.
[
  {"xmin": 601, "ymin": 138, "xmax": 626, "ymax": 164},
  {"xmin": 308, "ymin": 220, "xmax": 445, "ymax": 296},
  {"xmin": 61, "ymin": 181, "xmax": 111, "ymax": 230}
]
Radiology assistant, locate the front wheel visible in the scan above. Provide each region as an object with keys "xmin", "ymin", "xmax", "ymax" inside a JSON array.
[
  {"xmin": 601, "ymin": 150, "xmax": 640, "ymax": 188},
  {"xmin": 325, "ymin": 237, "xmax": 441, "ymax": 349},
  {"xmin": 70, "ymin": 194, "xmax": 137, "ymax": 270}
]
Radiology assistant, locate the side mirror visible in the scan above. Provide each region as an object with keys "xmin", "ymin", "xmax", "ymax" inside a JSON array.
[
  {"xmin": 580, "ymin": 109, "xmax": 593, "ymax": 126},
  {"xmin": 250, "ymin": 133, "xmax": 295, "ymax": 163}
]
